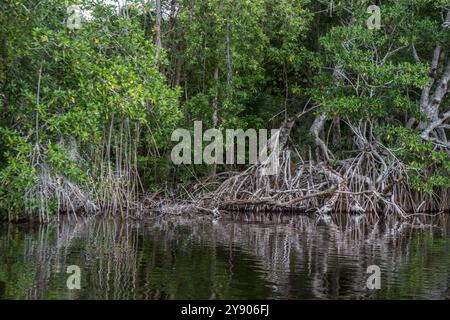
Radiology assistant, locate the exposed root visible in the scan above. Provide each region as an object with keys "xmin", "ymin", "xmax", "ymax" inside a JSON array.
[
  {"xmin": 197, "ymin": 147, "xmax": 448, "ymax": 217},
  {"xmin": 26, "ymin": 163, "xmax": 98, "ymax": 222}
]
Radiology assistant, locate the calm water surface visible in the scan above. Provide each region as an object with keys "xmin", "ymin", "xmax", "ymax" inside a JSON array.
[{"xmin": 0, "ymin": 213, "xmax": 450, "ymax": 299}]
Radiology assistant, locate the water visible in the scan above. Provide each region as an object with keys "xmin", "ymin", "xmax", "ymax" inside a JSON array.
[{"xmin": 0, "ymin": 213, "xmax": 450, "ymax": 300}]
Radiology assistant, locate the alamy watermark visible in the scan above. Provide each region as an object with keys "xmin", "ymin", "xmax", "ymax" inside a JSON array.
[
  {"xmin": 367, "ymin": 5, "xmax": 381, "ymax": 30},
  {"xmin": 67, "ymin": 5, "xmax": 82, "ymax": 30},
  {"xmin": 170, "ymin": 121, "xmax": 281, "ymax": 176},
  {"xmin": 66, "ymin": 265, "xmax": 81, "ymax": 290},
  {"xmin": 366, "ymin": 265, "xmax": 381, "ymax": 290}
]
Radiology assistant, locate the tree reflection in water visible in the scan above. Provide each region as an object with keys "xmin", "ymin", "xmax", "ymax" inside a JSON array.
[{"xmin": 0, "ymin": 213, "xmax": 449, "ymax": 299}]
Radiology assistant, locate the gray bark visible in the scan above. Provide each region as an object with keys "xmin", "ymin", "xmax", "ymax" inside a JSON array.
[{"xmin": 155, "ymin": 0, "xmax": 162, "ymax": 59}]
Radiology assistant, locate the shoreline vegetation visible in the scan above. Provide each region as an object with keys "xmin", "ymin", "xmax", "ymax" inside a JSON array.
[{"xmin": 1, "ymin": 1, "xmax": 449, "ymax": 223}]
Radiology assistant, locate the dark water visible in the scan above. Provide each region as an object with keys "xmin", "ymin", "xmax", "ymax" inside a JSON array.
[{"xmin": 1, "ymin": 213, "xmax": 450, "ymax": 300}]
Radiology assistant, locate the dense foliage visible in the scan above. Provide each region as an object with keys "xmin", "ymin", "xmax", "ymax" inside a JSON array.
[{"xmin": 0, "ymin": 0, "xmax": 449, "ymax": 220}]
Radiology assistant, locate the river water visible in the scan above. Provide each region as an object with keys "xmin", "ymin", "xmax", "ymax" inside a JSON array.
[{"xmin": 0, "ymin": 213, "xmax": 449, "ymax": 299}]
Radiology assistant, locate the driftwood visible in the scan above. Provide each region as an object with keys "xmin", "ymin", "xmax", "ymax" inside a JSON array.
[{"xmin": 218, "ymin": 186, "xmax": 337, "ymax": 209}]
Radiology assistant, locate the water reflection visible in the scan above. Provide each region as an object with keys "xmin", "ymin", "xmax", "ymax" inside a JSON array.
[{"xmin": 0, "ymin": 213, "xmax": 449, "ymax": 299}]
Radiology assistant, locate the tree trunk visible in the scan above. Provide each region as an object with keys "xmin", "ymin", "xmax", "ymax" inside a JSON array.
[
  {"xmin": 211, "ymin": 67, "xmax": 219, "ymax": 176},
  {"xmin": 155, "ymin": 0, "xmax": 162, "ymax": 60},
  {"xmin": 310, "ymin": 113, "xmax": 332, "ymax": 161}
]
